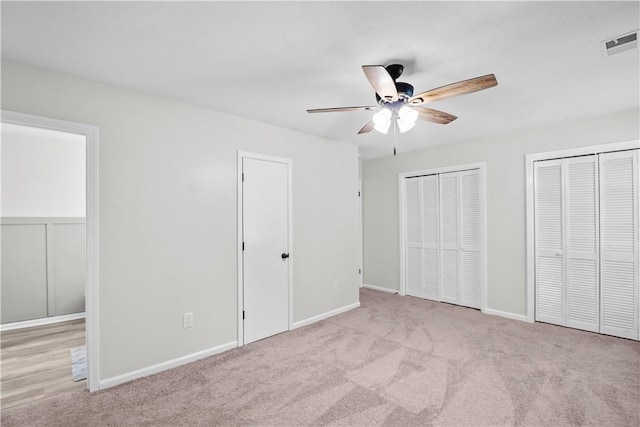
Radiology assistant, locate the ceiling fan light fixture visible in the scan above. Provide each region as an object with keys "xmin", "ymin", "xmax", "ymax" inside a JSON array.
[
  {"xmin": 397, "ymin": 118, "xmax": 416, "ymax": 133},
  {"xmin": 373, "ymin": 108, "xmax": 392, "ymax": 134},
  {"xmin": 397, "ymin": 106, "xmax": 418, "ymax": 133},
  {"xmin": 398, "ymin": 106, "xmax": 418, "ymax": 122}
]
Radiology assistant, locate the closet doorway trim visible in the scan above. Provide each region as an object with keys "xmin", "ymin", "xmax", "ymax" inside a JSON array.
[
  {"xmin": 398, "ymin": 161, "xmax": 486, "ymax": 312},
  {"xmin": 525, "ymin": 140, "xmax": 640, "ymax": 323}
]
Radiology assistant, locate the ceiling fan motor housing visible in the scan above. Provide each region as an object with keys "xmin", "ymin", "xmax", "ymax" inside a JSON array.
[
  {"xmin": 385, "ymin": 64, "xmax": 404, "ymax": 80},
  {"xmin": 376, "ymin": 81, "xmax": 414, "ymax": 105},
  {"xmin": 375, "ymin": 64, "xmax": 414, "ymax": 105}
]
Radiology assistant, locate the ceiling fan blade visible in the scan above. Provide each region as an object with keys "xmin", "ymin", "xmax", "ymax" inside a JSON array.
[
  {"xmin": 362, "ymin": 65, "xmax": 399, "ymax": 102},
  {"xmin": 358, "ymin": 121, "xmax": 375, "ymax": 134},
  {"xmin": 409, "ymin": 74, "xmax": 497, "ymax": 105},
  {"xmin": 307, "ymin": 106, "xmax": 378, "ymax": 113},
  {"xmin": 414, "ymin": 107, "xmax": 458, "ymax": 125}
]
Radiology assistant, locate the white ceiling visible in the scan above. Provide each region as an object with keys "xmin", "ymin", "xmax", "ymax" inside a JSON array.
[{"xmin": 1, "ymin": 1, "xmax": 638, "ymax": 160}]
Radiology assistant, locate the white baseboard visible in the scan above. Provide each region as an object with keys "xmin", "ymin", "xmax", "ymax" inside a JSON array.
[
  {"xmin": 99, "ymin": 341, "xmax": 237, "ymax": 390},
  {"xmin": 483, "ymin": 308, "xmax": 530, "ymax": 323},
  {"xmin": 363, "ymin": 284, "xmax": 399, "ymax": 294},
  {"xmin": 1, "ymin": 312, "xmax": 85, "ymax": 331},
  {"xmin": 292, "ymin": 302, "xmax": 360, "ymax": 329}
]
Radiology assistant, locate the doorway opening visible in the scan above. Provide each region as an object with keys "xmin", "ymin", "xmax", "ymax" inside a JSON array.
[{"xmin": 0, "ymin": 111, "xmax": 99, "ymax": 406}]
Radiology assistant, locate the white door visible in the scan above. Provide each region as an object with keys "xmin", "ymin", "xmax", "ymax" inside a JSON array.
[
  {"xmin": 534, "ymin": 159, "xmax": 565, "ymax": 326},
  {"xmin": 460, "ymin": 169, "xmax": 482, "ymax": 309},
  {"xmin": 534, "ymin": 151, "xmax": 639, "ymax": 339},
  {"xmin": 242, "ymin": 156, "xmax": 290, "ymax": 344},
  {"xmin": 599, "ymin": 150, "xmax": 639, "ymax": 340},
  {"xmin": 405, "ymin": 178, "xmax": 423, "ymax": 298},
  {"xmin": 439, "ymin": 172, "xmax": 460, "ymax": 304},
  {"xmin": 421, "ymin": 175, "xmax": 440, "ymax": 301},
  {"xmin": 565, "ymin": 155, "xmax": 599, "ymax": 333},
  {"xmin": 404, "ymin": 168, "xmax": 482, "ymax": 308}
]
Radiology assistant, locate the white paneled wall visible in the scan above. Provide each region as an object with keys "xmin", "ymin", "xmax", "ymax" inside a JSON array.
[
  {"xmin": 403, "ymin": 166, "xmax": 484, "ymax": 310},
  {"xmin": 1, "ymin": 217, "xmax": 86, "ymax": 324},
  {"xmin": 534, "ymin": 149, "xmax": 639, "ymax": 339}
]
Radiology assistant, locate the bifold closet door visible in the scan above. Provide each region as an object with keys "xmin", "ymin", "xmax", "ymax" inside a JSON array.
[
  {"xmin": 534, "ymin": 156, "xmax": 600, "ymax": 331},
  {"xmin": 599, "ymin": 150, "xmax": 639, "ymax": 340},
  {"xmin": 534, "ymin": 159, "xmax": 566, "ymax": 326},
  {"xmin": 405, "ymin": 169, "xmax": 482, "ymax": 308},
  {"xmin": 439, "ymin": 172, "xmax": 460, "ymax": 304},
  {"xmin": 405, "ymin": 175, "xmax": 440, "ymax": 300},
  {"xmin": 565, "ymin": 156, "xmax": 599, "ymax": 332},
  {"xmin": 422, "ymin": 175, "xmax": 440, "ymax": 300},
  {"xmin": 460, "ymin": 170, "xmax": 482, "ymax": 309},
  {"xmin": 405, "ymin": 178, "xmax": 423, "ymax": 298},
  {"xmin": 439, "ymin": 170, "xmax": 482, "ymax": 308}
]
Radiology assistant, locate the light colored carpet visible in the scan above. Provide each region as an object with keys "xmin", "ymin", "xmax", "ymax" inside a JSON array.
[{"xmin": 2, "ymin": 289, "xmax": 639, "ymax": 426}]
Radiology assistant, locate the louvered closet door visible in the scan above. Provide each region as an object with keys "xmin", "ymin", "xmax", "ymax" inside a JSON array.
[
  {"xmin": 599, "ymin": 150, "xmax": 639, "ymax": 340},
  {"xmin": 565, "ymin": 156, "xmax": 599, "ymax": 332},
  {"xmin": 405, "ymin": 178, "xmax": 423, "ymax": 298},
  {"xmin": 421, "ymin": 175, "xmax": 440, "ymax": 300},
  {"xmin": 439, "ymin": 172, "xmax": 460, "ymax": 304},
  {"xmin": 460, "ymin": 170, "xmax": 482, "ymax": 309},
  {"xmin": 534, "ymin": 160, "xmax": 565, "ymax": 326}
]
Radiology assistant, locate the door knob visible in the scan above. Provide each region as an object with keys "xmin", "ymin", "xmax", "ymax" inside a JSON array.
[{"xmin": 281, "ymin": 253, "xmax": 290, "ymax": 260}]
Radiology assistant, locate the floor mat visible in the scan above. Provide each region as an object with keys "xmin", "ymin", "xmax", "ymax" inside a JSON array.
[{"xmin": 70, "ymin": 346, "xmax": 87, "ymax": 382}]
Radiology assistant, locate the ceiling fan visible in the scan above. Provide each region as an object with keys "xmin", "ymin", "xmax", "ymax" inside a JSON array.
[{"xmin": 307, "ymin": 64, "xmax": 497, "ymax": 136}]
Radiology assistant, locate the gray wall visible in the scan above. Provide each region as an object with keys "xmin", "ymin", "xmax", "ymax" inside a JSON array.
[
  {"xmin": 1, "ymin": 218, "xmax": 86, "ymax": 323},
  {"xmin": 363, "ymin": 109, "xmax": 639, "ymax": 317},
  {"xmin": 1, "ymin": 60, "xmax": 360, "ymax": 380}
]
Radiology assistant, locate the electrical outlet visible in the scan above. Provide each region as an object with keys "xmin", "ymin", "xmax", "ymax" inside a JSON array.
[
  {"xmin": 183, "ymin": 312, "xmax": 194, "ymax": 329},
  {"xmin": 333, "ymin": 281, "xmax": 339, "ymax": 292}
]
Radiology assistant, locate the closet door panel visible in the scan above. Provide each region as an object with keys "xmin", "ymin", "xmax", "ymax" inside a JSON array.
[
  {"xmin": 462, "ymin": 252, "xmax": 481, "ymax": 308},
  {"xmin": 439, "ymin": 172, "xmax": 459, "ymax": 304},
  {"xmin": 405, "ymin": 178, "xmax": 423, "ymax": 298},
  {"xmin": 565, "ymin": 156, "xmax": 599, "ymax": 332},
  {"xmin": 599, "ymin": 151, "xmax": 639, "ymax": 339},
  {"xmin": 407, "ymin": 247, "xmax": 422, "ymax": 298},
  {"xmin": 534, "ymin": 160, "xmax": 565, "ymax": 325},
  {"xmin": 460, "ymin": 170, "xmax": 481, "ymax": 308},
  {"xmin": 421, "ymin": 175, "xmax": 440, "ymax": 300}
]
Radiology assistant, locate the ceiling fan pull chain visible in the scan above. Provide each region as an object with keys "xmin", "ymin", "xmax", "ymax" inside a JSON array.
[{"xmin": 393, "ymin": 114, "xmax": 397, "ymax": 156}]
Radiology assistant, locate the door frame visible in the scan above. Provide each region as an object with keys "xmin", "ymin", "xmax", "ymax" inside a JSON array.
[
  {"xmin": 1, "ymin": 110, "xmax": 100, "ymax": 392},
  {"xmin": 358, "ymin": 179, "xmax": 364, "ymax": 288},
  {"xmin": 236, "ymin": 151, "xmax": 293, "ymax": 346},
  {"xmin": 398, "ymin": 161, "xmax": 486, "ymax": 312},
  {"xmin": 525, "ymin": 139, "xmax": 640, "ymax": 323}
]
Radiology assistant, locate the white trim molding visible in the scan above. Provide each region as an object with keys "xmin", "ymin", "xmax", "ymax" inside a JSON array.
[
  {"xmin": 1, "ymin": 110, "xmax": 100, "ymax": 392},
  {"xmin": 0, "ymin": 312, "xmax": 85, "ymax": 332},
  {"xmin": 362, "ymin": 284, "xmax": 399, "ymax": 294},
  {"xmin": 483, "ymin": 308, "xmax": 529, "ymax": 323},
  {"xmin": 292, "ymin": 302, "xmax": 360, "ymax": 330},
  {"xmin": 99, "ymin": 341, "xmax": 237, "ymax": 390},
  {"xmin": 236, "ymin": 151, "xmax": 293, "ymax": 346},
  {"xmin": 525, "ymin": 139, "xmax": 640, "ymax": 323}
]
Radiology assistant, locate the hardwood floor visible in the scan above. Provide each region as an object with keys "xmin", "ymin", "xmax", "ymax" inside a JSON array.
[{"xmin": 1, "ymin": 319, "xmax": 86, "ymax": 410}]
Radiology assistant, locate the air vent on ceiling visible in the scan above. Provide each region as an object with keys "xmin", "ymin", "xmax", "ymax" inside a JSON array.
[{"xmin": 601, "ymin": 30, "xmax": 638, "ymax": 57}]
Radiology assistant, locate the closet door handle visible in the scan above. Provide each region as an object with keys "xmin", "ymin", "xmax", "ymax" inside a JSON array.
[{"xmin": 281, "ymin": 253, "xmax": 290, "ymax": 260}]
